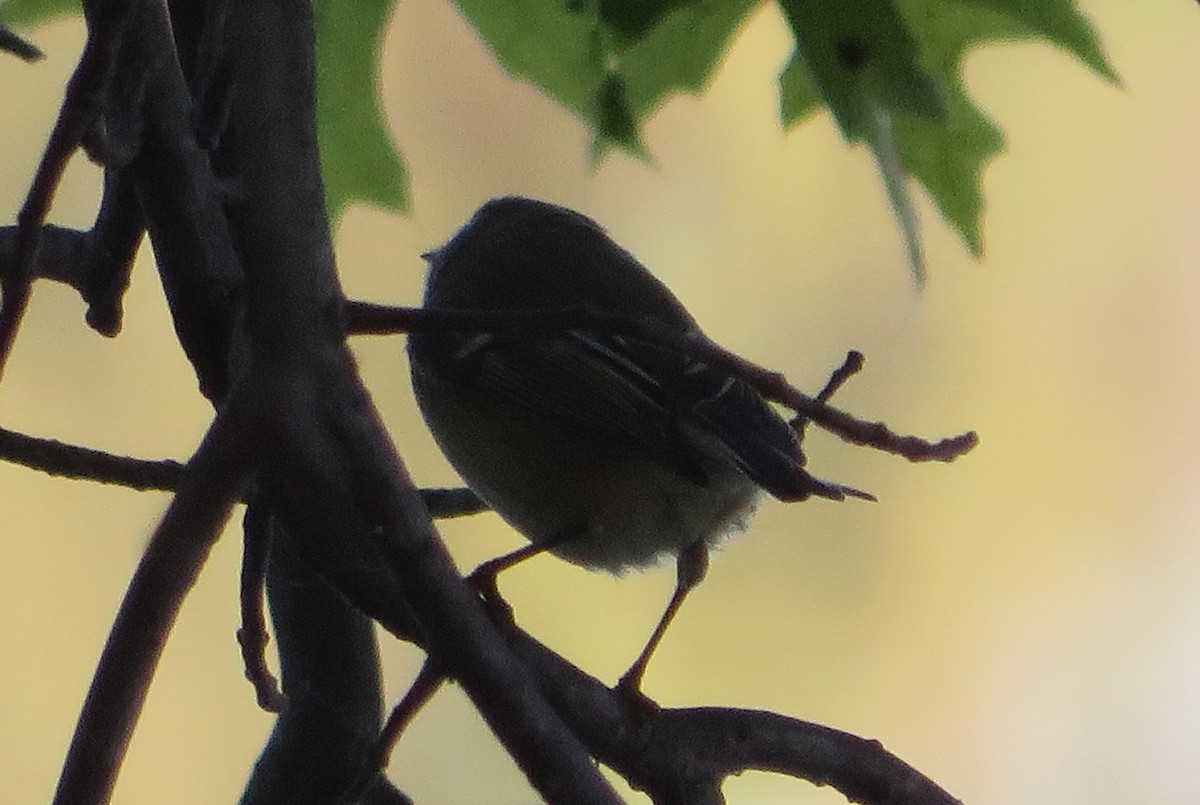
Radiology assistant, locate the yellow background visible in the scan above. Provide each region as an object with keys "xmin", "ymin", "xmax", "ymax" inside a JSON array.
[{"xmin": 2, "ymin": 1, "xmax": 1199, "ymax": 802}]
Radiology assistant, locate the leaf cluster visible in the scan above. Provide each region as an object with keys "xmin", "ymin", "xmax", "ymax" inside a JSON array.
[{"xmin": 4, "ymin": 0, "xmax": 1115, "ymax": 279}]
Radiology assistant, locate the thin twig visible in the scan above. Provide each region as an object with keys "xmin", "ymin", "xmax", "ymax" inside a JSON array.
[
  {"xmin": 817, "ymin": 349, "xmax": 866, "ymax": 404},
  {"xmin": 0, "ymin": 0, "xmax": 134, "ymax": 383},
  {"xmin": 0, "ymin": 424, "xmax": 183, "ymax": 490},
  {"xmin": 0, "ymin": 168, "xmax": 145, "ymax": 339},
  {"xmin": 0, "ymin": 424, "xmax": 487, "ymax": 517},
  {"xmin": 793, "ymin": 349, "xmax": 866, "ymax": 437},
  {"xmin": 238, "ymin": 501, "xmax": 287, "ymax": 713},
  {"xmin": 345, "ymin": 301, "xmax": 978, "ymax": 462},
  {"xmin": 336, "ymin": 660, "xmax": 446, "ymax": 805},
  {"xmin": 81, "ymin": 169, "xmax": 145, "ymax": 336},
  {"xmin": 373, "ymin": 661, "xmax": 445, "ymax": 772},
  {"xmin": 0, "ymin": 23, "xmax": 43, "ymax": 61}
]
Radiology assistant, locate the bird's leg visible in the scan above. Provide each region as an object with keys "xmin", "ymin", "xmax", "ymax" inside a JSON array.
[
  {"xmin": 467, "ymin": 527, "xmax": 584, "ymax": 622},
  {"xmin": 339, "ymin": 659, "xmax": 446, "ymax": 804},
  {"xmin": 466, "ymin": 542, "xmax": 548, "ymax": 623},
  {"xmin": 617, "ymin": 540, "xmax": 710, "ymax": 702}
]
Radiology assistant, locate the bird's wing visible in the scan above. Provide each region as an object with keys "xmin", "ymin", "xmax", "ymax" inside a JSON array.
[
  {"xmin": 671, "ymin": 362, "xmax": 864, "ymax": 501},
  {"xmin": 674, "ymin": 365, "xmax": 808, "ymax": 495},
  {"xmin": 413, "ymin": 328, "xmax": 865, "ymax": 501},
  {"xmin": 417, "ymin": 330, "xmax": 714, "ymax": 486}
]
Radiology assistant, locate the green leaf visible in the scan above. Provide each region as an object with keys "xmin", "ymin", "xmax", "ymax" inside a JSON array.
[
  {"xmin": 777, "ymin": 0, "xmax": 944, "ymax": 141},
  {"xmin": 778, "ymin": 0, "xmax": 943, "ymax": 279},
  {"xmin": 593, "ymin": 72, "xmax": 646, "ymax": 158},
  {"xmin": 312, "ymin": 0, "xmax": 408, "ymax": 221},
  {"xmin": 886, "ymin": 0, "xmax": 1011, "ymax": 258},
  {"xmin": 598, "ymin": 0, "xmax": 694, "ymax": 42},
  {"xmin": 2, "ymin": 0, "xmax": 407, "ymax": 221},
  {"xmin": 453, "ymin": 0, "xmax": 758, "ymax": 156},
  {"xmin": 452, "ymin": 0, "xmax": 605, "ymax": 133},
  {"xmin": 0, "ymin": 0, "xmax": 79, "ymax": 29},
  {"xmin": 867, "ymin": 107, "xmax": 926, "ymax": 285},
  {"xmin": 959, "ymin": 0, "xmax": 1119, "ymax": 83},
  {"xmin": 779, "ymin": 0, "xmax": 1116, "ymax": 266},
  {"xmin": 608, "ymin": 0, "xmax": 760, "ymax": 117},
  {"xmin": 779, "ymin": 54, "xmax": 822, "ymax": 129}
]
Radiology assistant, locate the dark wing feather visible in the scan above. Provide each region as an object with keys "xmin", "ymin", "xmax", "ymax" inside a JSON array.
[
  {"xmin": 413, "ymin": 325, "xmax": 863, "ymax": 502},
  {"xmin": 415, "ymin": 329, "xmax": 713, "ymax": 486},
  {"xmin": 656, "ymin": 340, "xmax": 868, "ymax": 502}
]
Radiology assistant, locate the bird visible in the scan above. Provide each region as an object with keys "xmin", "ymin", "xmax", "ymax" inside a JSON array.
[{"xmin": 407, "ymin": 196, "xmax": 870, "ymax": 697}]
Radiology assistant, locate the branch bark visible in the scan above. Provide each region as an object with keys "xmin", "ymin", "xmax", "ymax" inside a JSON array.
[
  {"xmin": 51, "ymin": 398, "xmax": 257, "ymax": 804},
  {"xmin": 345, "ymin": 301, "xmax": 977, "ymax": 462},
  {"xmin": 224, "ymin": 1, "xmax": 621, "ymax": 801},
  {"xmin": 0, "ymin": 0, "xmax": 132, "ymax": 381}
]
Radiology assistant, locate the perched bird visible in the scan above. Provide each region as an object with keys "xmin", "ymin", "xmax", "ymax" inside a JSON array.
[{"xmin": 408, "ymin": 196, "xmax": 868, "ymax": 695}]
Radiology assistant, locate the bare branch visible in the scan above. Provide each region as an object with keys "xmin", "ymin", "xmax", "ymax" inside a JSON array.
[
  {"xmin": 0, "ymin": 168, "xmax": 142, "ymax": 338},
  {"xmin": 0, "ymin": 0, "xmax": 133, "ymax": 382},
  {"xmin": 345, "ymin": 301, "xmax": 978, "ymax": 463},
  {"xmin": 0, "ymin": 423, "xmax": 486, "ymax": 516},
  {"xmin": 0, "ymin": 22, "xmax": 43, "ymax": 61},
  {"xmin": 503, "ymin": 626, "xmax": 960, "ymax": 805},
  {"xmin": 50, "ymin": 396, "xmax": 258, "ymax": 805},
  {"xmin": 80, "ymin": 169, "xmax": 144, "ymax": 335},
  {"xmin": 335, "ymin": 659, "xmax": 446, "ymax": 805},
  {"xmin": 0, "ymin": 424, "xmax": 182, "ymax": 490},
  {"xmin": 239, "ymin": 516, "xmax": 396, "ymax": 805},
  {"xmin": 238, "ymin": 500, "xmax": 288, "ymax": 713},
  {"xmin": 226, "ymin": 1, "xmax": 621, "ymax": 801},
  {"xmin": 640, "ymin": 708, "xmax": 961, "ymax": 805},
  {"xmin": 126, "ymin": 3, "xmax": 244, "ymax": 402}
]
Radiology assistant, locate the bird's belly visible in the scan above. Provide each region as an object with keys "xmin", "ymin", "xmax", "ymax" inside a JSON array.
[{"xmin": 413, "ymin": 366, "xmax": 758, "ymax": 573}]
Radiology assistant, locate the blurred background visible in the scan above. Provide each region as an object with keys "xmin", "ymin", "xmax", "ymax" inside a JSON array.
[{"xmin": 2, "ymin": 1, "xmax": 1198, "ymax": 803}]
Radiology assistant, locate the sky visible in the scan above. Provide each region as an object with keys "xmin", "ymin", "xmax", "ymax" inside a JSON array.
[{"xmin": 2, "ymin": 1, "xmax": 1199, "ymax": 803}]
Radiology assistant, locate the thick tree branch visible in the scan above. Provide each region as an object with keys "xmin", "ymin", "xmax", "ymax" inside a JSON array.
[
  {"xmin": 504, "ymin": 627, "xmax": 961, "ymax": 805},
  {"xmin": 125, "ymin": 0, "xmax": 243, "ymax": 402},
  {"xmin": 225, "ymin": 1, "xmax": 621, "ymax": 801},
  {"xmin": 240, "ymin": 512, "xmax": 402, "ymax": 805},
  {"xmin": 50, "ymin": 395, "xmax": 258, "ymax": 805},
  {"xmin": 28, "ymin": 4, "xmax": 410, "ymax": 803}
]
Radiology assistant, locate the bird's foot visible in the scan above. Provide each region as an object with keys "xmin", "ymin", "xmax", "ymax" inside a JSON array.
[{"xmin": 615, "ymin": 670, "xmax": 661, "ymax": 720}]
